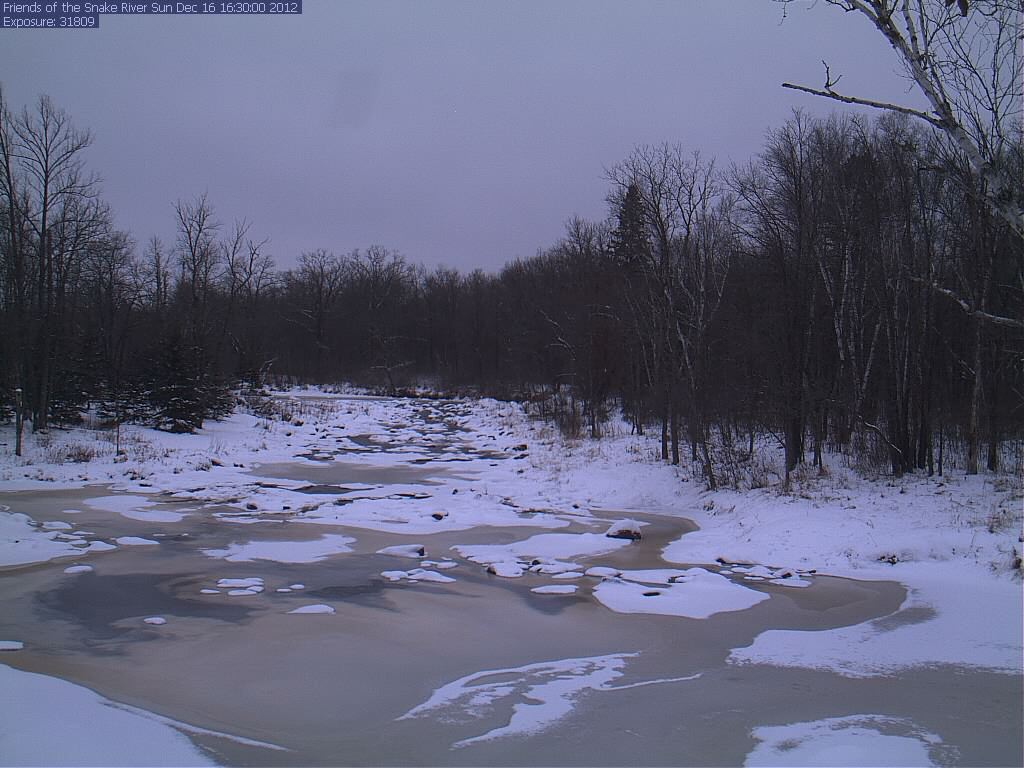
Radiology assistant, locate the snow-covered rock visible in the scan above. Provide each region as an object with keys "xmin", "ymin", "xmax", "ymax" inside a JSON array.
[{"xmin": 605, "ymin": 518, "xmax": 643, "ymax": 540}]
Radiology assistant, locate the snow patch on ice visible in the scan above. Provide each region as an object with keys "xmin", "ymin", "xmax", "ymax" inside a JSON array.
[
  {"xmin": 398, "ymin": 652, "xmax": 699, "ymax": 748},
  {"xmin": 377, "ymin": 544, "xmax": 426, "ymax": 558},
  {"xmin": 0, "ymin": 511, "xmax": 84, "ymax": 568},
  {"xmin": 398, "ymin": 653, "xmax": 636, "ymax": 747},
  {"xmin": 531, "ymin": 585, "xmax": 578, "ymax": 595},
  {"xmin": 381, "ymin": 568, "xmax": 456, "ymax": 584},
  {"xmin": 84, "ymin": 495, "xmax": 184, "ymax": 522},
  {"xmin": 288, "ymin": 604, "xmax": 335, "ymax": 614},
  {"xmin": 84, "ymin": 540, "xmax": 117, "ymax": 553},
  {"xmin": 116, "ymin": 536, "xmax": 160, "ymax": 546},
  {"xmin": 593, "ymin": 568, "xmax": 770, "ymax": 619},
  {"xmin": 730, "ymin": 563, "xmax": 1023, "ymax": 677},
  {"xmin": 745, "ymin": 714, "xmax": 954, "ymax": 767},
  {"xmin": 202, "ymin": 534, "xmax": 355, "ymax": 563}
]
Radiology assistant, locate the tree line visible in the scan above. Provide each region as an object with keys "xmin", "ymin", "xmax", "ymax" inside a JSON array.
[{"xmin": 1, "ymin": 90, "xmax": 1021, "ymax": 483}]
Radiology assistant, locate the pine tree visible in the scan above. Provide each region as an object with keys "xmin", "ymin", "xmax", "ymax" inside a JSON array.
[
  {"xmin": 610, "ymin": 183, "xmax": 650, "ymax": 266},
  {"xmin": 147, "ymin": 332, "xmax": 206, "ymax": 433}
]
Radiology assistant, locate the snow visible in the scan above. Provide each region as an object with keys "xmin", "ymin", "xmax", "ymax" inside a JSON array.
[
  {"xmin": 0, "ymin": 391, "xmax": 1019, "ymax": 705},
  {"xmin": 472, "ymin": 532, "xmax": 631, "ymax": 561},
  {"xmin": 421, "ymin": 559, "xmax": 458, "ymax": 570},
  {"xmin": 216, "ymin": 577, "xmax": 263, "ymax": 588},
  {"xmin": 400, "ymin": 652, "xmax": 702, "ymax": 748},
  {"xmin": 730, "ymin": 562, "xmax": 1023, "ymax": 677},
  {"xmin": 0, "ymin": 641, "xmax": 24, "ymax": 651},
  {"xmin": 143, "ymin": 616, "xmax": 167, "ymax": 625},
  {"xmin": 202, "ymin": 534, "xmax": 355, "ymax": 563},
  {"xmin": 376, "ymin": 543, "xmax": 426, "ymax": 558},
  {"xmin": 0, "ymin": 663, "xmax": 216, "ymax": 765},
  {"xmin": 287, "ymin": 604, "xmax": 335, "ymax": 614},
  {"xmin": 593, "ymin": 569, "xmax": 770, "ymax": 619},
  {"xmin": 84, "ymin": 495, "xmax": 185, "ymax": 523},
  {"xmin": 381, "ymin": 568, "xmax": 456, "ymax": 584},
  {"xmin": 531, "ymin": 584, "xmax": 578, "ymax": 595},
  {"xmin": 398, "ymin": 654, "xmax": 637, "ymax": 747},
  {"xmin": 745, "ymin": 714, "xmax": 952, "ymax": 767},
  {"xmin": 0, "ymin": 511, "xmax": 83, "ymax": 568},
  {"xmin": 63, "ymin": 564, "xmax": 93, "ymax": 574},
  {"xmin": 455, "ymin": 532, "xmax": 631, "ymax": 578},
  {"xmin": 605, "ymin": 518, "xmax": 643, "ymax": 539},
  {"xmin": 115, "ymin": 536, "xmax": 160, "ymax": 546},
  {"xmin": 486, "ymin": 562, "xmax": 524, "ymax": 578},
  {"xmin": 41, "ymin": 520, "xmax": 72, "ymax": 531},
  {"xmin": 551, "ymin": 570, "xmax": 584, "ymax": 579},
  {"xmin": 84, "ymin": 540, "xmax": 117, "ymax": 553}
]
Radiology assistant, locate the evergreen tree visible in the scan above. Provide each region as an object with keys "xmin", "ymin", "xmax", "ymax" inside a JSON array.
[
  {"xmin": 610, "ymin": 183, "xmax": 650, "ymax": 266},
  {"xmin": 147, "ymin": 332, "xmax": 206, "ymax": 433}
]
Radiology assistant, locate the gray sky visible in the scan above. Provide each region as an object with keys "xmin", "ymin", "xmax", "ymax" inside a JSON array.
[{"xmin": 0, "ymin": 0, "xmax": 926, "ymax": 272}]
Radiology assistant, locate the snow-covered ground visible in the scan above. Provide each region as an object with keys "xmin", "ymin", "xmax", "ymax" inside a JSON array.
[
  {"xmin": 0, "ymin": 664, "xmax": 287, "ymax": 766},
  {"xmin": 1, "ymin": 389, "xmax": 1021, "ymax": 765}
]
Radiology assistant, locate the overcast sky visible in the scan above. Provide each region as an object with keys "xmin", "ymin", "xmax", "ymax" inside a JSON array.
[{"xmin": 0, "ymin": 0, "xmax": 926, "ymax": 272}]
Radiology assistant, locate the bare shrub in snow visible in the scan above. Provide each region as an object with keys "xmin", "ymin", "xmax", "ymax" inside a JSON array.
[{"xmin": 44, "ymin": 442, "xmax": 106, "ymax": 464}]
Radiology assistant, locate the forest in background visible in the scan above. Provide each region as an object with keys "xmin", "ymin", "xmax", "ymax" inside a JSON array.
[{"xmin": 1, "ymin": 88, "xmax": 1021, "ymax": 487}]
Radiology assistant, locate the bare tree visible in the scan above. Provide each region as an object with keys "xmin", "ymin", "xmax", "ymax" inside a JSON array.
[
  {"xmin": 174, "ymin": 193, "xmax": 220, "ymax": 344},
  {"xmin": 142, "ymin": 236, "xmax": 171, "ymax": 315},
  {"xmin": 608, "ymin": 144, "xmax": 733, "ymax": 480},
  {"xmin": 288, "ymin": 248, "xmax": 346, "ymax": 379},
  {"xmin": 3, "ymin": 94, "xmax": 102, "ymax": 429},
  {"xmin": 781, "ymin": 0, "xmax": 1022, "ymax": 237}
]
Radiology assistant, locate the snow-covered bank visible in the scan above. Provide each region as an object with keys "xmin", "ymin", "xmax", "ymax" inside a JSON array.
[
  {"xmin": 729, "ymin": 562, "xmax": 1023, "ymax": 677},
  {"xmin": 0, "ymin": 663, "xmax": 217, "ymax": 766}
]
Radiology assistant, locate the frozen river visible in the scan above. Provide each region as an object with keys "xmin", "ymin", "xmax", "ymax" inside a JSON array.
[{"xmin": 0, "ymin": 397, "xmax": 1020, "ymax": 766}]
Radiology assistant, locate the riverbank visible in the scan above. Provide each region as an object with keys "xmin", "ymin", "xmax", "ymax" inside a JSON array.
[{"xmin": 0, "ymin": 391, "xmax": 1021, "ymax": 765}]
